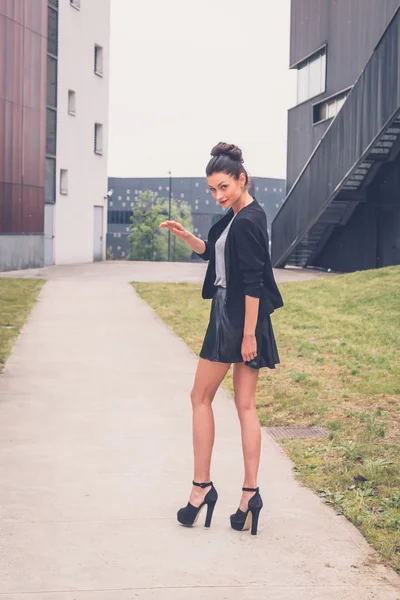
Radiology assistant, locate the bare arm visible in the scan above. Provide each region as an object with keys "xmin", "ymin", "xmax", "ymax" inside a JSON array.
[
  {"xmin": 160, "ymin": 220, "xmax": 206, "ymax": 255},
  {"xmin": 184, "ymin": 231, "xmax": 206, "ymax": 255},
  {"xmin": 241, "ymin": 295, "xmax": 260, "ymax": 362}
]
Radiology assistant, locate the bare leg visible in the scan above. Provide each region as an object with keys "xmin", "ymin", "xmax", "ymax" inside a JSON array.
[
  {"xmin": 188, "ymin": 358, "xmax": 231, "ymax": 507},
  {"xmin": 233, "ymin": 362, "xmax": 261, "ymax": 510}
]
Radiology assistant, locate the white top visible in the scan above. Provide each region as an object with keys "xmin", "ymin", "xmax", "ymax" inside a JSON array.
[{"xmin": 214, "ymin": 216, "xmax": 236, "ymax": 288}]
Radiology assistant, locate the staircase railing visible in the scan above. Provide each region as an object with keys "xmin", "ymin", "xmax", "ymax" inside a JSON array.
[{"xmin": 271, "ymin": 7, "xmax": 400, "ymax": 268}]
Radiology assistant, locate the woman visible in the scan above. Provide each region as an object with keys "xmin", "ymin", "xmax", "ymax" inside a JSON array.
[{"xmin": 160, "ymin": 142, "xmax": 283, "ymax": 535}]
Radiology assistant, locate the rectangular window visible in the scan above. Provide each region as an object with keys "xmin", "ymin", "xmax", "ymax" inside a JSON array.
[
  {"xmin": 47, "ymin": 56, "xmax": 57, "ymax": 107},
  {"xmin": 70, "ymin": 0, "xmax": 80, "ymax": 8},
  {"xmin": 47, "ymin": 5, "xmax": 58, "ymax": 57},
  {"xmin": 94, "ymin": 123, "xmax": 103, "ymax": 155},
  {"xmin": 60, "ymin": 169, "xmax": 68, "ymax": 195},
  {"xmin": 94, "ymin": 45, "xmax": 103, "ymax": 76},
  {"xmin": 296, "ymin": 48, "xmax": 326, "ymax": 104},
  {"xmin": 68, "ymin": 90, "xmax": 76, "ymax": 115},
  {"xmin": 313, "ymin": 90, "xmax": 349, "ymax": 124},
  {"xmin": 108, "ymin": 211, "xmax": 132, "ymax": 225},
  {"xmin": 46, "ymin": 108, "xmax": 57, "ymax": 155},
  {"xmin": 45, "ymin": 158, "xmax": 56, "ymax": 204}
]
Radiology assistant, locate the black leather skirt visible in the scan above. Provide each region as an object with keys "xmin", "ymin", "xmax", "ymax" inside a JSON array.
[{"xmin": 200, "ymin": 286, "xmax": 280, "ymax": 370}]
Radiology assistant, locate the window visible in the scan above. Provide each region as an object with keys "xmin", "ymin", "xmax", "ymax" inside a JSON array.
[
  {"xmin": 46, "ymin": 108, "xmax": 57, "ymax": 155},
  {"xmin": 60, "ymin": 169, "xmax": 68, "ymax": 195},
  {"xmin": 108, "ymin": 211, "xmax": 132, "ymax": 225},
  {"xmin": 47, "ymin": 5, "xmax": 58, "ymax": 56},
  {"xmin": 45, "ymin": 158, "xmax": 56, "ymax": 204},
  {"xmin": 313, "ymin": 90, "xmax": 349, "ymax": 124},
  {"xmin": 94, "ymin": 123, "xmax": 103, "ymax": 154},
  {"xmin": 68, "ymin": 90, "xmax": 76, "ymax": 115},
  {"xmin": 70, "ymin": 0, "xmax": 80, "ymax": 8},
  {"xmin": 47, "ymin": 56, "xmax": 57, "ymax": 107},
  {"xmin": 94, "ymin": 45, "xmax": 103, "ymax": 76},
  {"xmin": 296, "ymin": 48, "xmax": 326, "ymax": 104}
]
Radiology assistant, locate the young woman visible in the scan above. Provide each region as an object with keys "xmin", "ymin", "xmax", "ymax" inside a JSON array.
[{"xmin": 160, "ymin": 142, "xmax": 283, "ymax": 535}]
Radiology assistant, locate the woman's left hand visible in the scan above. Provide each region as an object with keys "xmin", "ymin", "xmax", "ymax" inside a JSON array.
[{"xmin": 241, "ymin": 333, "xmax": 257, "ymax": 363}]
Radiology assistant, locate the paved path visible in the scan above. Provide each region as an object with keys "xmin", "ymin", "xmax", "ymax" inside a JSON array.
[
  {"xmin": 0, "ymin": 263, "xmax": 399, "ymax": 599},
  {"xmin": 0, "ymin": 260, "xmax": 335, "ymax": 284}
]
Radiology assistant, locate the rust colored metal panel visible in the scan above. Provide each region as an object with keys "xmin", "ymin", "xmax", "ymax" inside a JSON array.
[
  {"xmin": 0, "ymin": 182, "xmax": 4, "ymax": 230},
  {"xmin": 0, "ymin": 0, "xmax": 24, "ymax": 23},
  {"xmin": 24, "ymin": 0, "xmax": 47, "ymax": 35},
  {"xmin": 23, "ymin": 106, "xmax": 44, "ymax": 186},
  {"xmin": 0, "ymin": 100, "xmax": 23, "ymax": 186},
  {"xmin": 11, "ymin": 182, "xmax": 22, "ymax": 230},
  {"xmin": 0, "ymin": 0, "xmax": 47, "ymax": 234},
  {"xmin": 0, "ymin": 183, "xmax": 17, "ymax": 233},
  {"xmin": 11, "ymin": 101, "xmax": 23, "ymax": 185},
  {"xmin": 0, "ymin": 16, "xmax": 23, "ymax": 104},
  {"xmin": 0, "ymin": 98, "xmax": 4, "ymax": 183},
  {"xmin": 22, "ymin": 186, "xmax": 45, "ymax": 232},
  {"xmin": 0, "ymin": 17, "xmax": 5, "ymax": 99}
]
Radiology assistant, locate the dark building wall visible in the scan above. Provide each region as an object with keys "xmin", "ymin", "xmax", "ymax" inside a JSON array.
[
  {"xmin": 313, "ymin": 153, "xmax": 400, "ymax": 272},
  {"xmin": 107, "ymin": 176, "xmax": 285, "ymax": 261},
  {"xmin": 0, "ymin": 0, "xmax": 47, "ymax": 236},
  {"xmin": 290, "ymin": 0, "xmax": 400, "ymax": 88},
  {"xmin": 370, "ymin": 155, "xmax": 400, "ymax": 268},
  {"xmin": 286, "ymin": 105, "xmax": 330, "ymax": 193},
  {"xmin": 312, "ymin": 202, "xmax": 378, "ymax": 272},
  {"xmin": 287, "ymin": 0, "xmax": 400, "ymax": 190}
]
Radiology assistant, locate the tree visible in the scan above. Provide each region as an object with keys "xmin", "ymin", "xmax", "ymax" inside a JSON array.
[{"xmin": 128, "ymin": 190, "xmax": 194, "ymax": 261}]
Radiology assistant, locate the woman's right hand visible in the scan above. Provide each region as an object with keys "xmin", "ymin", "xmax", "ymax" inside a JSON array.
[{"xmin": 159, "ymin": 220, "xmax": 190, "ymax": 240}]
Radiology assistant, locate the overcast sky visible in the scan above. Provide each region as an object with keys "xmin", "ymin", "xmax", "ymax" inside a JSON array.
[{"xmin": 108, "ymin": 0, "xmax": 296, "ymax": 180}]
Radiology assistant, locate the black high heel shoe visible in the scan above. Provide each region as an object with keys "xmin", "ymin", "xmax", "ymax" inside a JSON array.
[
  {"xmin": 230, "ymin": 486, "xmax": 263, "ymax": 535},
  {"xmin": 177, "ymin": 481, "xmax": 218, "ymax": 528}
]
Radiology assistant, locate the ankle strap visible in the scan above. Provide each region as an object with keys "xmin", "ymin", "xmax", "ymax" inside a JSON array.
[
  {"xmin": 242, "ymin": 486, "xmax": 259, "ymax": 492},
  {"xmin": 193, "ymin": 480, "xmax": 213, "ymax": 489}
]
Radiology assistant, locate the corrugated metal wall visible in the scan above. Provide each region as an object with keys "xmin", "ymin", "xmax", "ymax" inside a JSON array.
[
  {"xmin": 287, "ymin": 0, "xmax": 400, "ymax": 190},
  {"xmin": 0, "ymin": 0, "xmax": 47, "ymax": 234},
  {"xmin": 314, "ymin": 152, "xmax": 400, "ymax": 271},
  {"xmin": 273, "ymin": 6, "xmax": 400, "ymax": 270}
]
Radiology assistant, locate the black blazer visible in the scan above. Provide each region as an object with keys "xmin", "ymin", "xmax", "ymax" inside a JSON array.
[{"xmin": 196, "ymin": 199, "xmax": 284, "ymax": 326}]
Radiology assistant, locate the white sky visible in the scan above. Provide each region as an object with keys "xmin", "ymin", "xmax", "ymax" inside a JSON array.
[{"xmin": 108, "ymin": 0, "xmax": 297, "ymax": 179}]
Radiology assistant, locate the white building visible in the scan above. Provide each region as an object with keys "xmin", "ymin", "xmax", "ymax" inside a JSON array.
[{"xmin": 45, "ymin": 0, "xmax": 111, "ymax": 266}]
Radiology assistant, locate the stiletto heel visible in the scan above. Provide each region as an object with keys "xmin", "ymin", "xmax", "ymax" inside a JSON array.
[
  {"xmin": 250, "ymin": 506, "xmax": 261, "ymax": 535},
  {"xmin": 177, "ymin": 481, "xmax": 218, "ymax": 528},
  {"xmin": 205, "ymin": 500, "xmax": 217, "ymax": 527},
  {"xmin": 230, "ymin": 486, "xmax": 263, "ymax": 536}
]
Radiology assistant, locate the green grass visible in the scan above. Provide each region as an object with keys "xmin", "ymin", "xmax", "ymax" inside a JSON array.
[
  {"xmin": 132, "ymin": 265, "xmax": 400, "ymax": 571},
  {"xmin": 0, "ymin": 279, "xmax": 45, "ymax": 372}
]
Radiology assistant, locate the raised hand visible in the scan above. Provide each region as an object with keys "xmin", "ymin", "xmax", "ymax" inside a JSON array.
[{"xmin": 159, "ymin": 220, "xmax": 190, "ymax": 240}]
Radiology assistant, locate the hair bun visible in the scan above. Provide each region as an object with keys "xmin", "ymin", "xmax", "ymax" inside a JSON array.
[{"xmin": 210, "ymin": 142, "xmax": 244, "ymax": 163}]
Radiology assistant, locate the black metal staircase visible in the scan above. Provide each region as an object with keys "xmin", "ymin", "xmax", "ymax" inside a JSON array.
[{"xmin": 272, "ymin": 7, "xmax": 400, "ymax": 269}]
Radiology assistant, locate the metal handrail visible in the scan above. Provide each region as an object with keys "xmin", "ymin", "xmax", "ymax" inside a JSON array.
[{"xmin": 271, "ymin": 7, "xmax": 400, "ymax": 267}]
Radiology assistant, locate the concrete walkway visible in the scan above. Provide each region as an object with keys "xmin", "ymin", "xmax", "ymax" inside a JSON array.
[{"xmin": 0, "ymin": 263, "xmax": 399, "ymax": 599}]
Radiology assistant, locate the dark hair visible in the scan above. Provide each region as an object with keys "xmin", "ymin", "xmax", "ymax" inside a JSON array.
[{"xmin": 206, "ymin": 142, "xmax": 249, "ymax": 186}]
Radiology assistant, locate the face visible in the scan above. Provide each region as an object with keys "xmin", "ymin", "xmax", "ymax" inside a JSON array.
[{"xmin": 207, "ymin": 172, "xmax": 246, "ymax": 210}]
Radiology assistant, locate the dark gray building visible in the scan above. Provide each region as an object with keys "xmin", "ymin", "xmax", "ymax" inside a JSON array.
[
  {"xmin": 107, "ymin": 177, "xmax": 285, "ymax": 260},
  {"xmin": 272, "ymin": 1, "xmax": 400, "ymax": 271}
]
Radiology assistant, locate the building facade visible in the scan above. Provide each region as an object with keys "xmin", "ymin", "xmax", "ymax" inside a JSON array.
[
  {"xmin": 0, "ymin": 0, "xmax": 110, "ymax": 272},
  {"xmin": 272, "ymin": 1, "xmax": 400, "ymax": 271},
  {"xmin": 107, "ymin": 177, "xmax": 286, "ymax": 261},
  {"xmin": 0, "ymin": 1, "xmax": 47, "ymax": 270}
]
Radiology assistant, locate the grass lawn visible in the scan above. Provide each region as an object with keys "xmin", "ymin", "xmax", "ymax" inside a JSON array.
[
  {"xmin": 132, "ymin": 265, "xmax": 400, "ymax": 571},
  {"xmin": 0, "ymin": 279, "xmax": 45, "ymax": 373}
]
